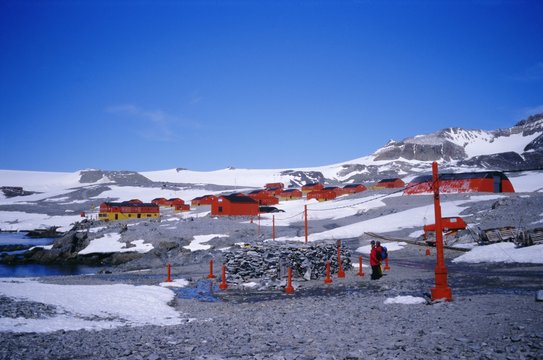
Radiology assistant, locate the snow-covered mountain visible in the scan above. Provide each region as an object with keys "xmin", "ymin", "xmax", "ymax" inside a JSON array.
[{"xmin": 1, "ymin": 113, "xmax": 542, "ymax": 199}]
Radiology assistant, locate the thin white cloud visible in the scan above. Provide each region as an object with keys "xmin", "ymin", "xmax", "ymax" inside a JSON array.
[{"xmin": 106, "ymin": 104, "xmax": 201, "ymax": 142}]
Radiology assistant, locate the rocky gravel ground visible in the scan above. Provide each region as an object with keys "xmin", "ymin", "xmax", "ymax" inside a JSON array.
[{"xmin": 1, "ymin": 242, "xmax": 542, "ymax": 360}]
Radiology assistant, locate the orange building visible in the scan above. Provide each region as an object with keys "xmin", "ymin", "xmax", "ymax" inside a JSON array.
[
  {"xmin": 211, "ymin": 195, "xmax": 259, "ymax": 216},
  {"xmin": 302, "ymin": 183, "xmax": 324, "ymax": 194},
  {"xmin": 278, "ymin": 189, "xmax": 303, "ymax": 200}
]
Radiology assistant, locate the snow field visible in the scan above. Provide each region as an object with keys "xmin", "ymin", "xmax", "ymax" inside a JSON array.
[{"xmin": 0, "ymin": 278, "xmax": 185, "ymax": 332}]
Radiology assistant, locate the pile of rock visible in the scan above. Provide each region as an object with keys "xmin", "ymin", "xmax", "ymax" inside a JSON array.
[{"xmin": 223, "ymin": 242, "xmax": 352, "ymax": 283}]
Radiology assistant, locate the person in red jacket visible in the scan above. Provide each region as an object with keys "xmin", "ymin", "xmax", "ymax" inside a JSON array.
[{"xmin": 370, "ymin": 240, "xmax": 382, "ymax": 280}]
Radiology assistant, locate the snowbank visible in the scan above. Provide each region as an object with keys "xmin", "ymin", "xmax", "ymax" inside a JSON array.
[
  {"xmin": 79, "ymin": 233, "xmax": 153, "ymax": 254},
  {"xmin": 384, "ymin": 295, "xmax": 427, "ymax": 305},
  {"xmin": 0, "ymin": 278, "xmax": 184, "ymax": 332},
  {"xmin": 452, "ymin": 242, "xmax": 543, "ymax": 264},
  {"xmin": 184, "ymin": 234, "xmax": 229, "ymax": 251}
]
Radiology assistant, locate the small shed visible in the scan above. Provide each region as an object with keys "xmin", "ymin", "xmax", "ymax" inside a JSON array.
[
  {"xmin": 302, "ymin": 183, "xmax": 324, "ymax": 194},
  {"xmin": 278, "ymin": 189, "xmax": 303, "ymax": 200},
  {"xmin": 174, "ymin": 204, "xmax": 191, "ymax": 212},
  {"xmin": 307, "ymin": 189, "xmax": 337, "ymax": 202},
  {"xmin": 211, "ymin": 195, "xmax": 259, "ymax": 216},
  {"xmin": 167, "ymin": 198, "xmax": 185, "ymax": 207},
  {"xmin": 248, "ymin": 190, "xmax": 279, "ymax": 205},
  {"xmin": 342, "ymin": 184, "xmax": 367, "ymax": 194},
  {"xmin": 375, "ymin": 178, "xmax": 405, "ymax": 189},
  {"xmin": 152, "ymin": 198, "xmax": 169, "ymax": 206},
  {"xmin": 191, "ymin": 195, "xmax": 217, "ymax": 206}
]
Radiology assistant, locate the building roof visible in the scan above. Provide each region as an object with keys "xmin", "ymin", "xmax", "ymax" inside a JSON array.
[
  {"xmin": 220, "ymin": 195, "xmax": 258, "ymax": 204},
  {"xmin": 378, "ymin": 178, "xmax": 401, "ymax": 183},
  {"xmin": 282, "ymin": 189, "xmax": 301, "ymax": 193},
  {"xmin": 103, "ymin": 201, "xmax": 158, "ymax": 208},
  {"xmin": 410, "ymin": 171, "xmax": 510, "ymax": 183},
  {"xmin": 343, "ymin": 184, "xmax": 363, "ymax": 188}
]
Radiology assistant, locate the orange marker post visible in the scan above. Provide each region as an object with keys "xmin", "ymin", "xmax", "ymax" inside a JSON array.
[
  {"xmin": 285, "ymin": 267, "xmax": 295, "ymax": 294},
  {"xmin": 219, "ymin": 264, "xmax": 228, "ymax": 290},
  {"xmin": 384, "ymin": 255, "xmax": 390, "ymax": 271},
  {"xmin": 357, "ymin": 256, "xmax": 365, "ymax": 277},
  {"xmin": 425, "ymin": 247, "xmax": 431, "ymax": 256},
  {"xmin": 337, "ymin": 241, "xmax": 345, "ymax": 278},
  {"xmin": 207, "ymin": 258, "xmax": 216, "ymax": 279},
  {"xmin": 430, "ymin": 161, "xmax": 453, "ymax": 301},
  {"xmin": 324, "ymin": 260, "xmax": 333, "ymax": 284},
  {"xmin": 165, "ymin": 263, "xmax": 172, "ymax": 282}
]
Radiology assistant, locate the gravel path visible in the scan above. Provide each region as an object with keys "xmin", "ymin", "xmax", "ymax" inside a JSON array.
[{"xmin": 1, "ymin": 244, "xmax": 542, "ymax": 360}]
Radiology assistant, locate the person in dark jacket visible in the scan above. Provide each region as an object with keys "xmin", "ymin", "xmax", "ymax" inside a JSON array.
[{"xmin": 370, "ymin": 240, "xmax": 382, "ymax": 280}]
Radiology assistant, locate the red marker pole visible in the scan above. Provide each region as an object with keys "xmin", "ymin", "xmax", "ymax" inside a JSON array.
[
  {"xmin": 219, "ymin": 264, "xmax": 228, "ymax": 290},
  {"xmin": 285, "ymin": 267, "xmax": 295, "ymax": 294},
  {"xmin": 431, "ymin": 161, "xmax": 452, "ymax": 301},
  {"xmin": 337, "ymin": 240, "xmax": 345, "ymax": 278},
  {"xmin": 165, "ymin": 263, "xmax": 172, "ymax": 282},
  {"xmin": 357, "ymin": 256, "xmax": 365, "ymax": 277},
  {"xmin": 207, "ymin": 259, "xmax": 215, "ymax": 279},
  {"xmin": 324, "ymin": 260, "xmax": 333, "ymax": 284}
]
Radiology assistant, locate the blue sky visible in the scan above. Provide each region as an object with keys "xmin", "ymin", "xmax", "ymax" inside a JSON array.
[{"xmin": 1, "ymin": 0, "xmax": 542, "ymax": 172}]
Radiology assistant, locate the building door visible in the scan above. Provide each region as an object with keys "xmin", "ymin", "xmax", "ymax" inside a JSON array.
[
  {"xmin": 218, "ymin": 206, "xmax": 223, "ymax": 213},
  {"xmin": 493, "ymin": 176, "xmax": 501, "ymax": 193},
  {"xmin": 115, "ymin": 214, "xmax": 118, "ymax": 220}
]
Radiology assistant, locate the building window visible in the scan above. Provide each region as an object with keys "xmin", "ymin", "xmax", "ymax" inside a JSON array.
[{"xmin": 137, "ymin": 214, "xmax": 141, "ymax": 218}]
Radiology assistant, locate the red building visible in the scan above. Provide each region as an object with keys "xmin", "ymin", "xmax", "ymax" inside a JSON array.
[
  {"xmin": 247, "ymin": 190, "xmax": 279, "ymax": 205},
  {"xmin": 278, "ymin": 189, "xmax": 303, "ymax": 200},
  {"xmin": 342, "ymin": 184, "xmax": 367, "ymax": 194},
  {"xmin": 307, "ymin": 189, "xmax": 337, "ymax": 202},
  {"xmin": 374, "ymin": 178, "xmax": 405, "ymax": 189},
  {"xmin": 264, "ymin": 182, "xmax": 284, "ymax": 195},
  {"xmin": 404, "ymin": 171, "xmax": 515, "ymax": 195},
  {"xmin": 167, "ymin": 198, "xmax": 185, "ymax": 207},
  {"xmin": 302, "ymin": 183, "xmax": 324, "ymax": 194},
  {"xmin": 211, "ymin": 195, "xmax": 259, "ymax": 216},
  {"xmin": 127, "ymin": 199, "xmax": 143, "ymax": 204},
  {"xmin": 152, "ymin": 198, "xmax": 169, "ymax": 206},
  {"xmin": 174, "ymin": 204, "xmax": 191, "ymax": 212},
  {"xmin": 191, "ymin": 195, "xmax": 217, "ymax": 206},
  {"xmin": 423, "ymin": 217, "xmax": 467, "ymax": 240}
]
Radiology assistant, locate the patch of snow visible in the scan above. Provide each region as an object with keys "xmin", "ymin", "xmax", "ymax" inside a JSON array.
[
  {"xmin": 160, "ymin": 279, "xmax": 190, "ymax": 288},
  {"xmin": 384, "ymin": 295, "xmax": 427, "ymax": 305},
  {"xmin": 241, "ymin": 282, "xmax": 259, "ymax": 288},
  {"xmin": 0, "ymin": 278, "xmax": 183, "ymax": 333},
  {"xmin": 0, "ymin": 211, "xmax": 80, "ymax": 232},
  {"xmin": 452, "ymin": 243, "xmax": 543, "ymax": 264},
  {"xmin": 509, "ymin": 172, "xmax": 543, "ymax": 192},
  {"xmin": 409, "ymin": 230, "xmax": 425, "ymax": 238},
  {"xmin": 79, "ymin": 234, "xmax": 153, "ymax": 254},
  {"xmin": 88, "ymin": 226, "xmax": 106, "ymax": 233},
  {"xmin": 184, "ymin": 234, "xmax": 229, "ymax": 252}
]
